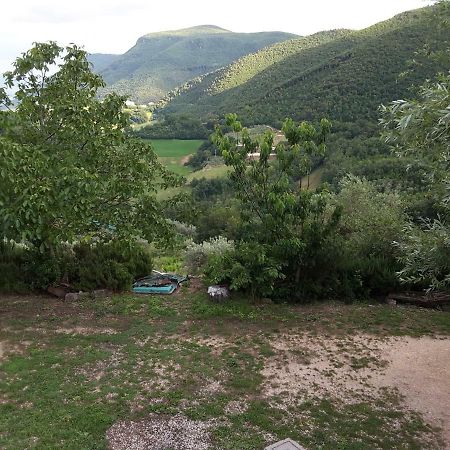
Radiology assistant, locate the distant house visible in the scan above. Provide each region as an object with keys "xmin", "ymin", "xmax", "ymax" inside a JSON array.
[{"xmin": 125, "ymin": 100, "xmax": 136, "ymax": 107}]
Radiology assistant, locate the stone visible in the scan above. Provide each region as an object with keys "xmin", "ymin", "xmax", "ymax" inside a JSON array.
[
  {"xmin": 387, "ymin": 298, "xmax": 397, "ymax": 307},
  {"xmin": 64, "ymin": 292, "xmax": 80, "ymax": 302},
  {"xmin": 47, "ymin": 285, "xmax": 68, "ymax": 298},
  {"xmin": 207, "ymin": 285, "xmax": 229, "ymax": 303},
  {"xmin": 92, "ymin": 289, "xmax": 111, "ymax": 298},
  {"xmin": 265, "ymin": 438, "xmax": 306, "ymax": 450}
]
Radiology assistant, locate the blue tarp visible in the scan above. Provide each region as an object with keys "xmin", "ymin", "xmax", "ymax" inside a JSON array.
[{"xmin": 132, "ymin": 271, "xmax": 188, "ymax": 295}]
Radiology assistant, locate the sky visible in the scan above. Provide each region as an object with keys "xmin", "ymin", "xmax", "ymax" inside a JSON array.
[{"xmin": 1, "ymin": 0, "xmax": 433, "ymax": 75}]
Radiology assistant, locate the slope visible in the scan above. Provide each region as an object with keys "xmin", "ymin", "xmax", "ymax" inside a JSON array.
[
  {"xmin": 91, "ymin": 25, "xmax": 297, "ymax": 104},
  {"xmin": 162, "ymin": 6, "xmax": 448, "ymax": 126}
]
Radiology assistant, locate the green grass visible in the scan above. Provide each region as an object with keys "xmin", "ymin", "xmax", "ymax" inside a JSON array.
[
  {"xmin": 1, "ymin": 293, "xmax": 448, "ymax": 449},
  {"xmin": 186, "ymin": 165, "xmax": 231, "ymax": 181},
  {"xmin": 145, "ymin": 139, "xmax": 204, "ymax": 158}
]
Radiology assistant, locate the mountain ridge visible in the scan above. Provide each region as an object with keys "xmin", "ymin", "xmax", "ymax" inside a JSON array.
[
  {"xmin": 160, "ymin": 6, "xmax": 448, "ymax": 126},
  {"xmin": 88, "ymin": 25, "xmax": 298, "ymax": 103}
]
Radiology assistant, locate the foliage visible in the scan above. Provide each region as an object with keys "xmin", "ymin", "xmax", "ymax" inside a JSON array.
[
  {"xmin": 332, "ymin": 176, "xmax": 407, "ymax": 295},
  {"xmin": 133, "ymin": 115, "xmax": 209, "ymax": 139},
  {"xmin": 336, "ymin": 176, "xmax": 407, "ymax": 258},
  {"xmin": 211, "ymin": 115, "xmax": 341, "ymax": 300},
  {"xmin": 184, "ymin": 236, "xmax": 234, "ymax": 274},
  {"xmin": 395, "ymin": 219, "xmax": 450, "ymax": 290},
  {"xmin": 186, "ymin": 140, "xmax": 220, "ymax": 170},
  {"xmin": 190, "ymin": 177, "xmax": 232, "ymax": 201},
  {"xmin": 381, "ymin": 71, "xmax": 450, "ymax": 290},
  {"xmin": 0, "ymin": 42, "xmax": 179, "ymax": 250},
  {"xmin": 22, "ymin": 239, "xmax": 152, "ymax": 292},
  {"xmin": 205, "ymin": 242, "xmax": 283, "ymax": 300},
  {"xmin": 0, "ymin": 241, "xmax": 28, "ymax": 293}
]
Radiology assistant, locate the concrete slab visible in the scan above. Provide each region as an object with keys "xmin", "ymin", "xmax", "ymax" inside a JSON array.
[{"xmin": 265, "ymin": 438, "xmax": 306, "ymax": 450}]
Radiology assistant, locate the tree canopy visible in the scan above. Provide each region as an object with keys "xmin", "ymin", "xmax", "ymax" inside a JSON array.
[{"xmin": 0, "ymin": 42, "xmax": 179, "ymax": 249}]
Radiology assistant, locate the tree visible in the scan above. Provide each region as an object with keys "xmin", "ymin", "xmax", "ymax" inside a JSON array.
[
  {"xmin": 0, "ymin": 42, "xmax": 179, "ymax": 250},
  {"xmin": 210, "ymin": 114, "xmax": 340, "ymax": 299},
  {"xmin": 380, "ymin": 71, "xmax": 450, "ymax": 290}
]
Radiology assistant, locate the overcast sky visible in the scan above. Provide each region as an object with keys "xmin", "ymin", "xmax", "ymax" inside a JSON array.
[{"xmin": 1, "ymin": 0, "xmax": 432, "ymax": 74}]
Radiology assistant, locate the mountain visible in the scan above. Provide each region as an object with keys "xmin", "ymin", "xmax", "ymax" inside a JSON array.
[
  {"xmin": 161, "ymin": 6, "xmax": 448, "ymax": 126},
  {"xmin": 89, "ymin": 25, "xmax": 297, "ymax": 103},
  {"xmin": 87, "ymin": 53, "xmax": 119, "ymax": 73}
]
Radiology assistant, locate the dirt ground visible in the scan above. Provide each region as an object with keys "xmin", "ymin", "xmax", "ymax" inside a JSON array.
[
  {"xmin": 1, "ymin": 294, "xmax": 449, "ymax": 449},
  {"xmin": 261, "ymin": 333, "xmax": 450, "ymax": 447},
  {"xmin": 106, "ymin": 333, "xmax": 450, "ymax": 449},
  {"xmin": 375, "ymin": 337, "xmax": 450, "ymax": 446}
]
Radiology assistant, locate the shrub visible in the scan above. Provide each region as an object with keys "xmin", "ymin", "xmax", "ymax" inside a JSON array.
[
  {"xmin": 332, "ymin": 176, "xmax": 407, "ymax": 296},
  {"xmin": 184, "ymin": 236, "xmax": 234, "ymax": 274},
  {"xmin": 395, "ymin": 219, "xmax": 450, "ymax": 291},
  {"xmin": 204, "ymin": 242, "xmax": 282, "ymax": 300},
  {"xmin": 71, "ymin": 240, "xmax": 152, "ymax": 291},
  {"xmin": 4, "ymin": 239, "xmax": 152, "ymax": 293},
  {"xmin": 0, "ymin": 241, "xmax": 29, "ymax": 293}
]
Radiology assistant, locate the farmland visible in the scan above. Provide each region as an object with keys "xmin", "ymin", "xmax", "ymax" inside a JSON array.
[{"xmin": 145, "ymin": 139, "xmax": 204, "ymax": 176}]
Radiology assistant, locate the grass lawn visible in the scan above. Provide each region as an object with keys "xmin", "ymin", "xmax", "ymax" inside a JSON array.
[
  {"xmin": 145, "ymin": 139, "xmax": 204, "ymax": 158},
  {"xmin": 1, "ymin": 289, "xmax": 449, "ymax": 449}
]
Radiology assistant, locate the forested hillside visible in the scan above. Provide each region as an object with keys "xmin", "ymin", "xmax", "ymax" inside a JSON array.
[
  {"xmin": 87, "ymin": 53, "xmax": 119, "ymax": 73},
  {"xmin": 90, "ymin": 25, "xmax": 296, "ymax": 103},
  {"xmin": 162, "ymin": 6, "xmax": 448, "ymax": 126}
]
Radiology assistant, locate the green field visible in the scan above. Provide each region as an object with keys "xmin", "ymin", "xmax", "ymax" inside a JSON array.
[
  {"xmin": 146, "ymin": 139, "xmax": 204, "ymax": 158},
  {"xmin": 143, "ymin": 139, "xmax": 204, "ymax": 176}
]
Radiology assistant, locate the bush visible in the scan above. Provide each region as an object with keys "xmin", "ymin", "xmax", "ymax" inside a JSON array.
[
  {"xmin": 331, "ymin": 176, "xmax": 407, "ymax": 296},
  {"xmin": 4, "ymin": 239, "xmax": 152, "ymax": 293},
  {"xmin": 0, "ymin": 241, "xmax": 29, "ymax": 293},
  {"xmin": 395, "ymin": 219, "xmax": 450, "ymax": 291},
  {"xmin": 70, "ymin": 240, "xmax": 152, "ymax": 291},
  {"xmin": 204, "ymin": 242, "xmax": 282, "ymax": 300},
  {"xmin": 184, "ymin": 236, "xmax": 234, "ymax": 274}
]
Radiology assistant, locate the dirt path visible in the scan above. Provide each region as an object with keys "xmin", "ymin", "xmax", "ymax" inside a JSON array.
[
  {"xmin": 374, "ymin": 337, "xmax": 450, "ymax": 447},
  {"xmin": 180, "ymin": 155, "xmax": 192, "ymax": 165}
]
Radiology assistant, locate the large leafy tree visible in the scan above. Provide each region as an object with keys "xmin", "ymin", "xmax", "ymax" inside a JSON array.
[
  {"xmin": 0, "ymin": 43, "xmax": 179, "ymax": 250},
  {"xmin": 380, "ymin": 71, "xmax": 450, "ymax": 290},
  {"xmin": 380, "ymin": 2, "xmax": 449, "ymax": 290},
  {"xmin": 210, "ymin": 114, "xmax": 340, "ymax": 299}
]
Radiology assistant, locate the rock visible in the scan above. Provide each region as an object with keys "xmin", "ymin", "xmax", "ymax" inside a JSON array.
[
  {"xmin": 207, "ymin": 285, "xmax": 229, "ymax": 303},
  {"xmin": 64, "ymin": 292, "xmax": 80, "ymax": 302},
  {"xmin": 265, "ymin": 438, "xmax": 306, "ymax": 450},
  {"xmin": 387, "ymin": 298, "xmax": 397, "ymax": 307},
  {"xmin": 92, "ymin": 289, "xmax": 111, "ymax": 298},
  {"xmin": 47, "ymin": 286, "xmax": 68, "ymax": 298}
]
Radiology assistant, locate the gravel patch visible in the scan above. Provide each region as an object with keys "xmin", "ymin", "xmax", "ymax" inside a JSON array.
[
  {"xmin": 106, "ymin": 414, "xmax": 214, "ymax": 450},
  {"xmin": 371, "ymin": 336, "xmax": 450, "ymax": 447}
]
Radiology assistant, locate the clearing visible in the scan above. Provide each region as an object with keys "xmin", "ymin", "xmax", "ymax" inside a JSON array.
[
  {"xmin": 145, "ymin": 139, "xmax": 204, "ymax": 176},
  {"xmin": 0, "ymin": 290, "xmax": 449, "ymax": 449}
]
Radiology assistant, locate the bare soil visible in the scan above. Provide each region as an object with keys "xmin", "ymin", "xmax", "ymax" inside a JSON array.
[
  {"xmin": 262, "ymin": 333, "xmax": 450, "ymax": 447},
  {"xmin": 373, "ymin": 337, "xmax": 450, "ymax": 446}
]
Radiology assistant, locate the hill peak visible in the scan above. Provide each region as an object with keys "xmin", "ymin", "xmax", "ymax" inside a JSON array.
[{"xmin": 143, "ymin": 25, "xmax": 230, "ymax": 39}]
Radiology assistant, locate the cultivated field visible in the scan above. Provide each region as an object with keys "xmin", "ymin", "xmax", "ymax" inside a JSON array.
[
  {"xmin": 145, "ymin": 139, "xmax": 204, "ymax": 176},
  {"xmin": 1, "ymin": 290, "xmax": 449, "ymax": 449}
]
